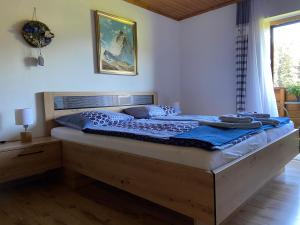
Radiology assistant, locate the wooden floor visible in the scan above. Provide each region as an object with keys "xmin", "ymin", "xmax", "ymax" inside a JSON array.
[{"xmin": 1, "ymin": 160, "xmax": 300, "ymax": 225}]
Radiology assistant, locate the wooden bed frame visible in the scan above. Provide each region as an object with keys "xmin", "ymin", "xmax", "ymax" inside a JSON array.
[{"xmin": 43, "ymin": 92, "xmax": 299, "ymax": 225}]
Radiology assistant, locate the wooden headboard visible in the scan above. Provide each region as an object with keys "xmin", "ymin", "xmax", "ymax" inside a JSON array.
[{"xmin": 43, "ymin": 92, "xmax": 158, "ymax": 135}]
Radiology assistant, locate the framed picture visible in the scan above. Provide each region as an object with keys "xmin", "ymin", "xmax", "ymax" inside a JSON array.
[{"xmin": 95, "ymin": 11, "xmax": 138, "ymax": 75}]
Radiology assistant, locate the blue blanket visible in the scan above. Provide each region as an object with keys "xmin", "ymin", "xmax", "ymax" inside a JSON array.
[
  {"xmin": 171, "ymin": 125, "xmax": 263, "ymax": 148},
  {"xmin": 81, "ymin": 116, "xmax": 290, "ymax": 151},
  {"xmin": 81, "ymin": 118, "xmax": 262, "ymax": 150}
]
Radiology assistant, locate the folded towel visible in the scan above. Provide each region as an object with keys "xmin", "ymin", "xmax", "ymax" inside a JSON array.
[
  {"xmin": 219, "ymin": 115, "xmax": 253, "ymax": 123},
  {"xmin": 255, "ymin": 117, "xmax": 288, "ymax": 127},
  {"xmin": 199, "ymin": 120, "xmax": 262, "ymax": 129},
  {"xmin": 238, "ymin": 112, "xmax": 270, "ymax": 118},
  {"xmin": 256, "ymin": 118, "xmax": 279, "ymax": 126}
]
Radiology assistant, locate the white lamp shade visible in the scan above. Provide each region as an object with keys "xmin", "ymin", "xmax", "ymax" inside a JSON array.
[{"xmin": 15, "ymin": 108, "xmax": 34, "ymax": 125}]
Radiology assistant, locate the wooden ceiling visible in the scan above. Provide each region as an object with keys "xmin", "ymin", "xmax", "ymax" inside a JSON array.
[{"xmin": 124, "ymin": 0, "xmax": 239, "ymax": 21}]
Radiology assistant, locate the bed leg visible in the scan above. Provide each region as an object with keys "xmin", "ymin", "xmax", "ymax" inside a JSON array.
[{"xmin": 193, "ymin": 219, "xmax": 207, "ymax": 225}]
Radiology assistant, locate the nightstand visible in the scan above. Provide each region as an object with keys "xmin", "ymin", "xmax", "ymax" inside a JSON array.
[{"xmin": 0, "ymin": 137, "xmax": 61, "ymax": 183}]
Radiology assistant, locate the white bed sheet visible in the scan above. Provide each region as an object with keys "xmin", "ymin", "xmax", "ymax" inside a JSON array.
[
  {"xmin": 52, "ymin": 127, "xmax": 269, "ymax": 170},
  {"xmin": 265, "ymin": 121, "xmax": 295, "ymax": 142}
]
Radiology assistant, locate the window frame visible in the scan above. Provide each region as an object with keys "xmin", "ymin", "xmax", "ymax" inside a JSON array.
[{"xmin": 270, "ymin": 16, "xmax": 300, "ymax": 82}]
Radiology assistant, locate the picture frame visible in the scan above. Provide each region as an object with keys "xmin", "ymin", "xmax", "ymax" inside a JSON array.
[{"xmin": 95, "ymin": 11, "xmax": 138, "ymax": 75}]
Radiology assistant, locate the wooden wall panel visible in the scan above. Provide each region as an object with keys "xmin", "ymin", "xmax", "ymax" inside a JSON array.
[
  {"xmin": 286, "ymin": 104, "xmax": 300, "ymax": 128},
  {"xmin": 274, "ymin": 88, "xmax": 300, "ymax": 128},
  {"xmin": 124, "ymin": 0, "xmax": 239, "ymax": 21},
  {"xmin": 274, "ymin": 87, "xmax": 285, "ymax": 116},
  {"xmin": 284, "ymin": 93, "xmax": 300, "ymax": 128}
]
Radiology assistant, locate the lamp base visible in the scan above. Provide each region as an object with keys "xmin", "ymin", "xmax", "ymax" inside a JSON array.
[{"xmin": 20, "ymin": 131, "xmax": 32, "ymax": 143}]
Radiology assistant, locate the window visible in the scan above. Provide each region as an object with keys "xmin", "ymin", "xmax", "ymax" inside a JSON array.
[{"xmin": 271, "ymin": 18, "xmax": 300, "ymax": 87}]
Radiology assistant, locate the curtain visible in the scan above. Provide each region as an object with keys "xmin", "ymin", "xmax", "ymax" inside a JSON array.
[
  {"xmin": 246, "ymin": 0, "xmax": 279, "ymax": 116},
  {"xmin": 236, "ymin": 0, "xmax": 251, "ymax": 112}
]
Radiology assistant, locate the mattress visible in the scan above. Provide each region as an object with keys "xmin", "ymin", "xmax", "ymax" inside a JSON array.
[
  {"xmin": 265, "ymin": 121, "xmax": 295, "ymax": 142},
  {"xmin": 51, "ymin": 122, "xmax": 294, "ymax": 170}
]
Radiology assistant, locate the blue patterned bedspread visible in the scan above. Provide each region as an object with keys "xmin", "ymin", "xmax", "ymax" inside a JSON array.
[{"xmin": 83, "ymin": 118, "xmax": 267, "ymax": 150}]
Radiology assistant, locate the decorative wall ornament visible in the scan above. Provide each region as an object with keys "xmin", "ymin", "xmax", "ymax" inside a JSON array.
[
  {"xmin": 22, "ymin": 8, "xmax": 54, "ymax": 66},
  {"xmin": 95, "ymin": 11, "xmax": 138, "ymax": 75},
  {"xmin": 22, "ymin": 21, "xmax": 54, "ymax": 48}
]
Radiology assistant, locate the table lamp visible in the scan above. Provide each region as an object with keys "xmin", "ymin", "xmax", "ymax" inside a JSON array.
[{"xmin": 15, "ymin": 108, "xmax": 33, "ymax": 143}]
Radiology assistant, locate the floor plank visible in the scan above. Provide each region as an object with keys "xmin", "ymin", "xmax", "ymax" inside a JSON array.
[{"xmin": 1, "ymin": 160, "xmax": 300, "ymax": 225}]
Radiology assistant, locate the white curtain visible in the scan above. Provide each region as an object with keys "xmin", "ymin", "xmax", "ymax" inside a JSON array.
[{"xmin": 246, "ymin": 0, "xmax": 279, "ymax": 116}]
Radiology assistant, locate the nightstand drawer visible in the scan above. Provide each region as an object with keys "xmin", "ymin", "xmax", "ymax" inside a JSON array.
[{"xmin": 0, "ymin": 142, "xmax": 61, "ymax": 182}]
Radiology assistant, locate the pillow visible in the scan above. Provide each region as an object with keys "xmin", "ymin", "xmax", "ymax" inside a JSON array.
[
  {"xmin": 123, "ymin": 105, "xmax": 166, "ymax": 119},
  {"xmin": 160, "ymin": 105, "xmax": 179, "ymax": 116},
  {"xmin": 123, "ymin": 105, "xmax": 180, "ymax": 118},
  {"xmin": 55, "ymin": 110, "xmax": 134, "ymax": 130}
]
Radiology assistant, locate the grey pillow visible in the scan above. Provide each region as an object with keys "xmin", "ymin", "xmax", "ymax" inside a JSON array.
[{"xmin": 123, "ymin": 105, "xmax": 166, "ymax": 119}]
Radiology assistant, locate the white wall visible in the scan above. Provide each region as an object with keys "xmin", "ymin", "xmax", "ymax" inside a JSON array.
[
  {"xmin": 178, "ymin": 0, "xmax": 300, "ymax": 115},
  {"xmin": 0, "ymin": 0, "xmax": 180, "ymax": 140},
  {"xmin": 179, "ymin": 5, "xmax": 237, "ymax": 115},
  {"xmin": 1, "ymin": 0, "xmax": 300, "ymax": 140}
]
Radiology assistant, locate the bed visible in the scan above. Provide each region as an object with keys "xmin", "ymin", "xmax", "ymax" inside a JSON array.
[{"xmin": 43, "ymin": 92, "xmax": 299, "ymax": 225}]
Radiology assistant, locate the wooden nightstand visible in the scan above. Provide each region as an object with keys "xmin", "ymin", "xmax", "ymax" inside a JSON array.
[{"xmin": 0, "ymin": 137, "xmax": 61, "ymax": 183}]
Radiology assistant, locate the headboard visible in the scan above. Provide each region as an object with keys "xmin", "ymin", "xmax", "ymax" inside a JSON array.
[{"xmin": 43, "ymin": 92, "xmax": 158, "ymax": 135}]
